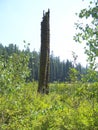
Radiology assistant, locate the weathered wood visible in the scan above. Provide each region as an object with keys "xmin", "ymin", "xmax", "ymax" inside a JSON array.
[{"xmin": 38, "ymin": 9, "xmax": 50, "ymax": 94}]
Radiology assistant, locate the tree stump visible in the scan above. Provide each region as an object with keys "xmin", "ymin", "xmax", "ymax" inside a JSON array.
[{"xmin": 38, "ymin": 9, "xmax": 50, "ymax": 94}]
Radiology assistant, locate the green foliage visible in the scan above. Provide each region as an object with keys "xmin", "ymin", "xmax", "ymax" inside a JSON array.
[
  {"xmin": 0, "ymin": 81, "xmax": 98, "ymax": 129},
  {"xmin": 1, "ymin": 2, "xmax": 98, "ymax": 127},
  {"xmin": 82, "ymin": 68, "xmax": 98, "ymax": 82},
  {"xmin": 0, "ymin": 43, "xmax": 87, "ymax": 82},
  {"xmin": 69, "ymin": 68, "xmax": 79, "ymax": 82},
  {"xmin": 0, "ymin": 52, "xmax": 30, "ymax": 94},
  {"xmin": 74, "ymin": 0, "xmax": 98, "ymax": 70},
  {"xmin": 69, "ymin": 52, "xmax": 80, "ymax": 82},
  {"xmin": 0, "ymin": 43, "xmax": 98, "ymax": 129},
  {"xmin": 74, "ymin": 0, "xmax": 98, "ymax": 83}
]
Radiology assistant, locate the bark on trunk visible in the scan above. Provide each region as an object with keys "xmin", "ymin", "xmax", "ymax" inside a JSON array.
[{"xmin": 38, "ymin": 9, "xmax": 50, "ymax": 94}]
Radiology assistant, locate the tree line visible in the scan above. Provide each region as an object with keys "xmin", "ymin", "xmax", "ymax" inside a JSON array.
[{"xmin": 0, "ymin": 43, "xmax": 87, "ymax": 82}]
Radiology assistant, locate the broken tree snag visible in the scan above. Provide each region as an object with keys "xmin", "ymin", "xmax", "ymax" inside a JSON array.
[{"xmin": 38, "ymin": 9, "xmax": 50, "ymax": 94}]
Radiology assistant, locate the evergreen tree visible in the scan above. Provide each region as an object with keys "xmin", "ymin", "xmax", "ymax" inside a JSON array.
[{"xmin": 0, "ymin": 44, "xmax": 87, "ymax": 83}]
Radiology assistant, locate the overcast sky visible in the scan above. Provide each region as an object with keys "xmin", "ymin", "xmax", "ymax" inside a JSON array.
[{"xmin": 0, "ymin": 0, "xmax": 91, "ymax": 66}]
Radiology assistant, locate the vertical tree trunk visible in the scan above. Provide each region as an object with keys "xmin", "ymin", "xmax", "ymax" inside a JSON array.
[{"xmin": 38, "ymin": 9, "xmax": 50, "ymax": 94}]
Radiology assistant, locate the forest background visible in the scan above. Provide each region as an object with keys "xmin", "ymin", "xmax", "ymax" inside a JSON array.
[{"xmin": 0, "ymin": 0, "xmax": 98, "ymax": 129}]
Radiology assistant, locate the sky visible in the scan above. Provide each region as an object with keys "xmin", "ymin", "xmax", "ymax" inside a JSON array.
[{"xmin": 0, "ymin": 0, "xmax": 91, "ymax": 66}]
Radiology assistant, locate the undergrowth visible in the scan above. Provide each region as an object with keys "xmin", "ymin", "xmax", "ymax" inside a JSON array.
[{"xmin": 0, "ymin": 82, "xmax": 98, "ymax": 130}]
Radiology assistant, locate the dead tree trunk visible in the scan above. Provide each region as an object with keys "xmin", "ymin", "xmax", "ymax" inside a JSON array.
[{"xmin": 38, "ymin": 9, "xmax": 50, "ymax": 94}]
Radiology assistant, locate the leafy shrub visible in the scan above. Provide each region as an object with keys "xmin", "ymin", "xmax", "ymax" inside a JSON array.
[
  {"xmin": 0, "ymin": 52, "xmax": 30, "ymax": 94},
  {"xmin": 0, "ymin": 82, "xmax": 98, "ymax": 130},
  {"xmin": 0, "ymin": 51, "xmax": 98, "ymax": 129}
]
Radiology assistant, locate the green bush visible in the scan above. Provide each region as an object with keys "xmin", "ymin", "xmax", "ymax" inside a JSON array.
[
  {"xmin": 0, "ymin": 82, "xmax": 98, "ymax": 130},
  {"xmin": 0, "ymin": 52, "xmax": 98, "ymax": 130}
]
